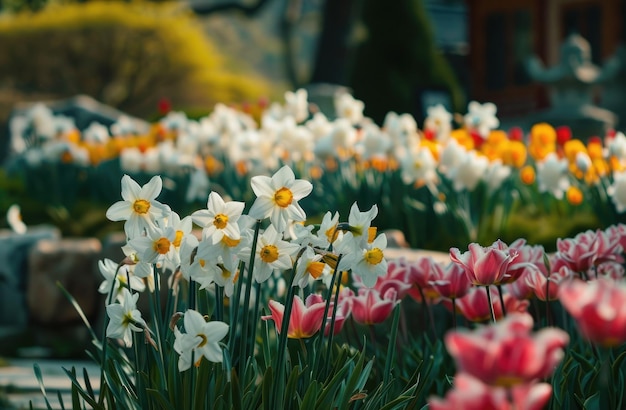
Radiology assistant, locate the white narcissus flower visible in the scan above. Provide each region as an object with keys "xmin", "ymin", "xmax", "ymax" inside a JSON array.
[
  {"xmin": 424, "ymin": 104, "xmax": 453, "ymax": 142},
  {"xmin": 238, "ymin": 224, "xmax": 300, "ymax": 284},
  {"xmin": 98, "ymin": 258, "xmax": 145, "ymax": 301},
  {"xmin": 609, "ymin": 132, "xmax": 626, "ymax": 160},
  {"xmin": 105, "ymin": 175, "xmax": 170, "ymax": 239},
  {"xmin": 128, "ymin": 225, "xmax": 178, "ymax": 266},
  {"xmin": 248, "ymin": 165, "xmax": 313, "ymax": 233},
  {"xmin": 7, "ymin": 204, "xmax": 27, "ymax": 234},
  {"xmin": 337, "ymin": 233, "xmax": 388, "ymax": 288},
  {"xmin": 192, "ymin": 192, "xmax": 245, "ymax": 243},
  {"xmin": 464, "ymin": 101, "xmax": 500, "ymax": 138},
  {"xmin": 536, "ymin": 153, "xmax": 570, "ymax": 199},
  {"xmin": 345, "ymin": 202, "xmax": 379, "ymax": 249},
  {"xmin": 284, "ymin": 88, "xmax": 309, "ymax": 123},
  {"xmin": 400, "ymin": 145, "xmax": 438, "ymax": 186},
  {"xmin": 82, "ymin": 121, "xmax": 110, "ymax": 144},
  {"xmin": 484, "ymin": 160, "xmax": 512, "ymax": 192},
  {"xmin": 293, "ymin": 246, "xmax": 328, "ymax": 288},
  {"xmin": 448, "ymin": 150, "xmax": 489, "ymax": 192},
  {"xmin": 439, "ymin": 138, "xmax": 468, "ymax": 178},
  {"xmin": 356, "ymin": 123, "xmax": 392, "ymax": 161},
  {"xmin": 608, "ymin": 170, "xmax": 626, "ymax": 213},
  {"xmin": 173, "ymin": 309, "xmax": 229, "ymax": 371},
  {"xmin": 334, "ymin": 92, "xmax": 365, "ymax": 125},
  {"xmin": 105, "ymin": 288, "xmax": 146, "ymax": 348}
]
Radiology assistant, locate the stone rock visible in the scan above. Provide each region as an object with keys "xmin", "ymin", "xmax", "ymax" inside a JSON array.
[
  {"xmin": 383, "ymin": 229, "xmax": 410, "ymax": 248},
  {"xmin": 0, "ymin": 225, "xmax": 61, "ymax": 327},
  {"xmin": 27, "ymin": 238, "xmax": 102, "ymax": 325}
]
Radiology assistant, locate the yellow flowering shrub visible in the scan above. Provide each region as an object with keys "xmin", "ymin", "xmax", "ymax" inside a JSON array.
[{"xmin": 0, "ymin": 1, "xmax": 272, "ymax": 117}]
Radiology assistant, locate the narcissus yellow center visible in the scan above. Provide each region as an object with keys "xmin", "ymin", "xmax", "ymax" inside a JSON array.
[
  {"xmin": 260, "ymin": 245, "xmax": 279, "ymax": 263},
  {"xmin": 325, "ymin": 225, "xmax": 338, "ymax": 243},
  {"xmin": 367, "ymin": 227, "xmax": 377, "ymax": 244},
  {"xmin": 154, "ymin": 238, "xmax": 171, "ymax": 254},
  {"xmin": 274, "ymin": 187, "xmax": 293, "ymax": 208},
  {"xmin": 307, "ymin": 261, "xmax": 326, "ymax": 279},
  {"xmin": 133, "ymin": 199, "xmax": 151, "ymax": 214},
  {"xmin": 197, "ymin": 334, "xmax": 208, "ymax": 347},
  {"xmin": 364, "ymin": 248, "xmax": 384, "ymax": 265},
  {"xmin": 173, "ymin": 230, "xmax": 183, "ymax": 247},
  {"xmin": 221, "ymin": 236, "xmax": 241, "ymax": 248},
  {"xmin": 213, "ymin": 213, "xmax": 229, "ymax": 229}
]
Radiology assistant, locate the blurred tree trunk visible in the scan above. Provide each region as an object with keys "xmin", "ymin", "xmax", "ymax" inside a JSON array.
[{"xmin": 309, "ymin": 0, "xmax": 361, "ymax": 87}]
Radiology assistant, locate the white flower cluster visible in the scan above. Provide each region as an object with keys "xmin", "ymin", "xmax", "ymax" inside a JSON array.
[
  {"xmin": 100, "ymin": 165, "xmax": 387, "ymax": 370},
  {"xmin": 7, "ymin": 90, "xmax": 507, "ymax": 207}
]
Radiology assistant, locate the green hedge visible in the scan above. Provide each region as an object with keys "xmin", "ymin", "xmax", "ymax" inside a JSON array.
[{"xmin": 0, "ymin": 1, "xmax": 271, "ymax": 117}]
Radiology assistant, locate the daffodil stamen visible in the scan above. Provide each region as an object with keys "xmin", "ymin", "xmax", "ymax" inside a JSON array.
[
  {"xmin": 153, "ymin": 237, "xmax": 171, "ymax": 254},
  {"xmin": 213, "ymin": 213, "xmax": 229, "ymax": 229},
  {"xmin": 274, "ymin": 187, "xmax": 294, "ymax": 208},
  {"xmin": 364, "ymin": 248, "xmax": 384, "ymax": 265},
  {"xmin": 197, "ymin": 333, "xmax": 208, "ymax": 348},
  {"xmin": 133, "ymin": 199, "xmax": 151, "ymax": 214},
  {"xmin": 260, "ymin": 245, "xmax": 279, "ymax": 263}
]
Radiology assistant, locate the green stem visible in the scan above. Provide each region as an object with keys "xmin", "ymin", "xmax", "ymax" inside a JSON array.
[
  {"xmin": 215, "ymin": 285, "xmax": 224, "ymax": 322},
  {"xmin": 238, "ymin": 220, "xmax": 262, "ymax": 375},
  {"xmin": 383, "ymin": 304, "xmax": 401, "ymax": 396},
  {"xmin": 323, "ymin": 262, "xmax": 344, "ymax": 374},
  {"xmin": 273, "ymin": 280, "xmax": 297, "ymax": 409},
  {"xmin": 228, "ymin": 260, "xmax": 246, "ymax": 354},
  {"xmin": 496, "ymin": 285, "xmax": 507, "ymax": 318},
  {"xmin": 99, "ymin": 266, "xmax": 120, "ymax": 405},
  {"xmin": 486, "ymin": 285, "xmax": 496, "ymax": 323}
]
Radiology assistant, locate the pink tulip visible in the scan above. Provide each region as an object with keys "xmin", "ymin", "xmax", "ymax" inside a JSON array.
[
  {"xmin": 428, "ymin": 373, "xmax": 553, "ymax": 410},
  {"xmin": 405, "ymin": 256, "xmax": 442, "ymax": 303},
  {"xmin": 429, "ymin": 261, "xmax": 472, "ymax": 300},
  {"xmin": 445, "ymin": 313, "xmax": 569, "ymax": 387},
  {"xmin": 525, "ymin": 265, "xmax": 574, "ymax": 301},
  {"xmin": 504, "ymin": 240, "xmax": 548, "ymax": 285},
  {"xmin": 454, "ymin": 286, "xmax": 529, "ymax": 323},
  {"xmin": 555, "ymin": 230, "xmax": 603, "ymax": 273},
  {"xmin": 262, "ymin": 294, "xmax": 326, "ymax": 339},
  {"xmin": 503, "ymin": 270, "xmax": 535, "ymax": 300},
  {"xmin": 307, "ymin": 289, "xmax": 353, "ymax": 336},
  {"xmin": 350, "ymin": 287, "xmax": 398, "ymax": 325},
  {"xmin": 450, "ymin": 241, "xmax": 518, "ymax": 286},
  {"xmin": 559, "ymin": 277, "xmax": 626, "ymax": 347}
]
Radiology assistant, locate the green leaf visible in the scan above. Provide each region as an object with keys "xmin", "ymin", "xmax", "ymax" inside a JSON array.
[
  {"xmin": 33, "ymin": 363, "xmax": 57, "ymax": 410},
  {"xmin": 145, "ymin": 388, "xmax": 176, "ymax": 410},
  {"xmin": 62, "ymin": 367, "xmax": 104, "ymax": 410},
  {"xmin": 583, "ymin": 392, "xmax": 600, "ymax": 410},
  {"xmin": 262, "ymin": 366, "xmax": 273, "ymax": 410},
  {"xmin": 56, "ymin": 281, "xmax": 98, "ymax": 341}
]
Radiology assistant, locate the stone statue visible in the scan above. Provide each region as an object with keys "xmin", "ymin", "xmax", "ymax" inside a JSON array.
[{"xmin": 525, "ymin": 33, "xmax": 617, "ymax": 139}]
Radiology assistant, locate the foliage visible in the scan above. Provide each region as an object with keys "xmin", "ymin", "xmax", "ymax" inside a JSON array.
[{"xmin": 0, "ymin": 1, "xmax": 272, "ymax": 118}]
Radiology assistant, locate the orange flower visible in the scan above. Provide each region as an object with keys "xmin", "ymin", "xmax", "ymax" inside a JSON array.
[
  {"xmin": 497, "ymin": 140, "xmax": 527, "ymax": 168},
  {"xmin": 520, "ymin": 165, "xmax": 535, "ymax": 185},
  {"xmin": 566, "ymin": 186, "xmax": 583, "ymax": 206}
]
